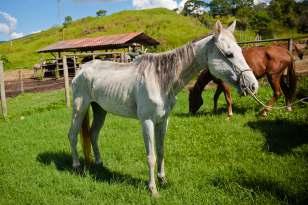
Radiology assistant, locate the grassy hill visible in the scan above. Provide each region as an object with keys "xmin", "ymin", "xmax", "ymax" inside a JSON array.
[{"xmin": 0, "ymin": 8, "xmax": 211, "ymax": 70}]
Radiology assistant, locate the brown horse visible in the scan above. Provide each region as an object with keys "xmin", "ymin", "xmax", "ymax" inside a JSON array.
[{"xmin": 189, "ymin": 45, "xmax": 298, "ymax": 117}]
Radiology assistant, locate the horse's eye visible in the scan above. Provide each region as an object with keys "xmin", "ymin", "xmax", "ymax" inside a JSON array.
[{"xmin": 226, "ymin": 52, "xmax": 234, "ymax": 58}]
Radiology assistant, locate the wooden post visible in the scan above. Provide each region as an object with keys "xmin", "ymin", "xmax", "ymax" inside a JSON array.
[
  {"xmin": 0, "ymin": 61, "xmax": 7, "ymax": 119},
  {"xmin": 19, "ymin": 70, "xmax": 24, "ymax": 93},
  {"xmin": 63, "ymin": 55, "xmax": 70, "ymax": 108},
  {"xmin": 284, "ymin": 38, "xmax": 294, "ymax": 76},
  {"xmin": 55, "ymin": 52, "xmax": 61, "ymax": 79},
  {"xmin": 73, "ymin": 56, "xmax": 77, "ymax": 75},
  {"xmin": 288, "ymin": 38, "xmax": 293, "ymax": 53},
  {"xmin": 55, "ymin": 58, "xmax": 60, "ymax": 79},
  {"xmin": 120, "ymin": 52, "xmax": 124, "ymax": 63}
]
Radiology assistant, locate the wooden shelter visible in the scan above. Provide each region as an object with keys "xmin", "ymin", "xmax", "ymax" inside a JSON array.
[
  {"xmin": 36, "ymin": 32, "xmax": 159, "ymax": 78},
  {"xmin": 38, "ymin": 32, "xmax": 159, "ymax": 53}
]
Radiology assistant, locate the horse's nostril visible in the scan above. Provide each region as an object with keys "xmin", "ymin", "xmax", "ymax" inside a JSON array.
[{"xmin": 251, "ymin": 83, "xmax": 256, "ymax": 92}]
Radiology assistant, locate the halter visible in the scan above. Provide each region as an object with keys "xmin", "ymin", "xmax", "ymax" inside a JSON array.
[{"xmin": 213, "ymin": 38, "xmax": 252, "ymax": 90}]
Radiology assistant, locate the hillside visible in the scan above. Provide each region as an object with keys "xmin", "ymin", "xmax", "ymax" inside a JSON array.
[{"xmin": 0, "ymin": 8, "xmax": 213, "ymax": 70}]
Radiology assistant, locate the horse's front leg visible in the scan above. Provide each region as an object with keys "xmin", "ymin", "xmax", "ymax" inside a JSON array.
[
  {"xmin": 213, "ymin": 84, "xmax": 223, "ymax": 113},
  {"xmin": 141, "ymin": 119, "xmax": 158, "ymax": 196},
  {"xmin": 221, "ymin": 82, "xmax": 233, "ymax": 117},
  {"xmin": 155, "ymin": 117, "xmax": 168, "ymax": 186},
  {"xmin": 260, "ymin": 74, "xmax": 282, "ymax": 117}
]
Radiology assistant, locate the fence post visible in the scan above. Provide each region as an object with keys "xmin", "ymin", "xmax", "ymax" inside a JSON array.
[
  {"xmin": 73, "ymin": 56, "xmax": 77, "ymax": 75},
  {"xmin": 284, "ymin": 38, "xmax": 294, "ymax": 76},
  {"xmin": 63, "ymin": 55, "xmax": 71, "ymax": 108},
  {"xmin": 288, "ymin": 38, "xmax": 293, "ymax": 53},
  {"xmin": 19, "ymin": 70, "xmax": 24, "ymax": 93},
  {"xmin": 55, "ymin": 58, "xmax": 60, "ymax": 79},
  {"xmin": 0, "ymin": 61, "xmax": 7, "ymax": 119}
]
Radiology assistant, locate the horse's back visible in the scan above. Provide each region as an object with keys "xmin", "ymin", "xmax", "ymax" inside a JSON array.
[
  {"xmin": 74, "ymin": 60, "xmax": 139, "ymax": 118},
  {"xmin": 243, "ymin": 47, "xmax": 268, "ymax": 78}
]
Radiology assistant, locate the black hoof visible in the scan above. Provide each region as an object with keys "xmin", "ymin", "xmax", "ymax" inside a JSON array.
[
  {"xmin": 158, "ymin": 176, "xmax": 168, "ymax": 187},
  {"xmin": 72, "ymin": 166, "xmax": 85, "ymax": 176}
]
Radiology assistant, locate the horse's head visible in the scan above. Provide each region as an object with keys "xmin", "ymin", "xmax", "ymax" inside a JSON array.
[
  {"xmin": 294, "ymin": 43, "xmax": 305, "ymax": 60},
  {"xmin": 206, "ymin": 21, "xmax": 258, "ymax": 96},
  {"xmin": 188, "ymin": 87, "xmax": 203, "ymax": 114}
]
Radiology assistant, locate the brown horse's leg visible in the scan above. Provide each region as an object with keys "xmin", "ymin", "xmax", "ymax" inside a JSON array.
[
  {"xmin": 213, "ymin": 84, "xmax": 223, "ymax": 113},
  {"xmin": 280, "ymin": 78, "xmax": 292, "ymax": 112},
  {"xmin": 221, "ymin": 82, "xmax": 233, "ymax": 117},
  {"xmin": 260, "ymin": 74, "xmax": 282, "ymax": 116}
]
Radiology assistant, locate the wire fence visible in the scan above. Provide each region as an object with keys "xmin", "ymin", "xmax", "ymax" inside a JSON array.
[{"xmin": 0, "ymin": 36, "xmax": 307, "ymax": 114}]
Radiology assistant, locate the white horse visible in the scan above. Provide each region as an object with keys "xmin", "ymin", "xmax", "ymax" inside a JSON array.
[{"xmin": 67, "ymin": 21, "xmax": 258, "ymax": 196}]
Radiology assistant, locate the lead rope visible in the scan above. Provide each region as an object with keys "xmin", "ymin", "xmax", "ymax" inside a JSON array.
[{"xmin": 246, "ymin": 88, "xmax": 308, "ymax": 110}]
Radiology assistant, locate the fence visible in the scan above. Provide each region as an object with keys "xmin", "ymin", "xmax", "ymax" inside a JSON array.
[
  {"xmin": 1, "ymin": 36, "xmax": 308, "ymax": 115},
  {"xmin": 0, "ymin": 61, "xmax": 7, "ymax": 119}
]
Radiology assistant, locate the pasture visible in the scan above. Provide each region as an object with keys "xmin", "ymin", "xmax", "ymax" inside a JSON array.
[{"xmin": 0, "ymin": 79, "xmax": 307, "ymax": 205}]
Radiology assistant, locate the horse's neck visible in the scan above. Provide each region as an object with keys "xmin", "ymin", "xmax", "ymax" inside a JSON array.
[
  {"xmin": 192, "ymin": 69, "xmax": 211, "ymax": 94},
  {"xmin": 171, "ymin": 36, "xmax": 212, "ymax": 95}
]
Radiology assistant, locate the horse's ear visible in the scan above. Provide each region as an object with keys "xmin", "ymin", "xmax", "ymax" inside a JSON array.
[
  {"xmin": 214, "ymin": 20, "xmax": 223, "ymax": 34},
  {"xmin": 227, "ymin": 20, "xmax": 236, "ymax": 33}
]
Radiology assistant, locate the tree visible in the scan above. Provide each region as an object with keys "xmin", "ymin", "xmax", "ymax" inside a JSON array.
[
  {"xmin": 0, "ymin": 55, "xmax": 9, "ymax": 66},
  {"xmin": 297, "ymin": 0, "xmax": 308, "ymax": 32},
  {"xmin": 268, "ymin": 0, "xmax": 298, "ymax": 28},
  {"xmin": 209, "ymin": 0, "xmax": 232, "ymax": 16},
  {"xmin": 181, "ymin": 0, "xmax": 207, "ymax": 17},
  {"xmin": 63, "ymin": 16, "xmax": 73, "ymax": 27},
  {"xmin": 232, "ymin": 0, "xmax": 254, "ymax": 15},
  {"xmin": 96, "ymin": 9, "xmax": 107, "ymax": 17},
  {"xmin": 249, "ymin": 10, "xmax": 273, "ymax": 38}
]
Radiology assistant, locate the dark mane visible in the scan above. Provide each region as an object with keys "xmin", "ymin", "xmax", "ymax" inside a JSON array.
[{"xmin": 135, "ymin": 43, "xmax": 195, "ymax": 93}]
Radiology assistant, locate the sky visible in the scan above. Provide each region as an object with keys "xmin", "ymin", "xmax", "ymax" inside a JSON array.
[{"xmin": 0, "ymin": 0, "xmax": 193, "ymax": 41}]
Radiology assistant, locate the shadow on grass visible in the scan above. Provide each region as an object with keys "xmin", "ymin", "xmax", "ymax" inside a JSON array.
[
  {"xmin": 211, "ymin": 173, "xmax": 308, "ymax": 204},
  {"xmin": 37, "ymin": 151, "xmax": 146, "ymax": 188},
  {"xmin": 173, "ymin": 104, "xmax": 251, "ymax": 118},
  {"xmin": 247, "ymin": 119, "xmax": 308, "ymax": 155}
]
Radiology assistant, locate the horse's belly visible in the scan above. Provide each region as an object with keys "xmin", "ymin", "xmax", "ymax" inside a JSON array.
[
  {"xmin": 99, "ymin": 100, "xmax": 137, "ymax": 118},
  {"xmin": 94, "ymin": 90, "xmax": 137, "ymax": 118}
]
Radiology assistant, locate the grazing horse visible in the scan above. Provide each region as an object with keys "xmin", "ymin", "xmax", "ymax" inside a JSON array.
[
  {"xmin": 67, "ymin": 21, "xmax": 258, "ymax": 196},
  {"xmin": 276, "ymin": 42, "xmax": 306, "ymax": 60},
  {"xmin": 189, "ymin": 45, "xmax": 297, "ymax": 117}
]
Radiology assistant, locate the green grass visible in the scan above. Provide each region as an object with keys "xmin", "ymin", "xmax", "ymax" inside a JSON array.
[{"xmin": 0, "ymin": 80, "xmax": 307, "ymax": 204}]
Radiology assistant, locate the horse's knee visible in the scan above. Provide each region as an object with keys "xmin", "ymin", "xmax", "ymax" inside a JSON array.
[
  {"xmin": 274, "ymin": 90, "xmax": 282, "ymax": 98},
  {"xmin": 147, "ymin": 155, "xmax": 156, "ymax": 168}
]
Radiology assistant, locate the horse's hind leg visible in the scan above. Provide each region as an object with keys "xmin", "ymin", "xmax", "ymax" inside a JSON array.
[
  {"xmin": 280, "ymin": 77, "xmax": 292, "ymax": 112},
  {"xmin": 155, "ymin": 117, "xmax": 168, "ymax": 186},
  {"xmin": 90, "ymin": 102, "xmax": 107, "ymax": 165},
  {"xmin": 68, "ymin": 97, "xmax": 90, "ymax": 168}
]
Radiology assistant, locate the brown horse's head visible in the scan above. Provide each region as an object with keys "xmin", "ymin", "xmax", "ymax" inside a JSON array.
[
  {"xmin": 189, "ymin": 87, "xmax": 203, "ymax": 114},
  {"xmin": 294, "ymin": 43, "xmax": 305, "ymax": 60}
]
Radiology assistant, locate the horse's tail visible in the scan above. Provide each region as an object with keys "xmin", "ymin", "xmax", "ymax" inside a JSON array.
[
  {"xmin": 284, "ymin": 55, "xmax": 297, "ymax": 100},
  {"xmin": 81, "ymin": 108, "xmax": 92, "ymax": 166}
]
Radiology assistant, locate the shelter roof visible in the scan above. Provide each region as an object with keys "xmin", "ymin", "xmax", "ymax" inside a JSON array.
[{"xmin": 38, "ymin": 32, "xmax": 159, "ymax": 53}]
